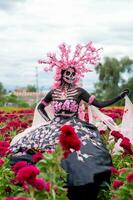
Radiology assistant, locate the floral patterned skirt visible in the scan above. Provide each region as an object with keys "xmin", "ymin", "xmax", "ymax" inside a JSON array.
[{"xmin": 10, "ymin": 116, "xmax": 112, "ymax": 186}]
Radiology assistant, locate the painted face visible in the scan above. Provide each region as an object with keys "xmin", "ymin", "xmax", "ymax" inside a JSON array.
[{"xmin": 62, "ymin": 67, "xmax": 76, "ymax": 84}]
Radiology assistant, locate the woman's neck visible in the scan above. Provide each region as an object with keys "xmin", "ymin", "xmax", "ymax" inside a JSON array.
[{"xmin": 61, "ymin": 82, "xmax": 72, "ymax": 90}]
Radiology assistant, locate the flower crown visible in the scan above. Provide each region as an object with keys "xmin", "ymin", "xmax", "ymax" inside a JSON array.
[{"xmin": 38, "ymin": 42, "xmax": 101, "ymax": 88}]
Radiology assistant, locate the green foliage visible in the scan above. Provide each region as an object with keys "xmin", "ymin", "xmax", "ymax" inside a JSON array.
[
  {"xmin": 36, "ymin": 146, "xmax": 68, "ymax": 200},
  {"xmin": 0, "ymin": 82, "xmax": 6, "ymax": 96},
  {"xmin": 0, "ymin": 146, "xmax": 68, "ymax": 200},
  {"xmin": 0, "ymin": 94, "xmax": 30, "ymax": 108},
  {"xmin": 95, "ymin": 57, "xmax": 133, "ymax": 103}
]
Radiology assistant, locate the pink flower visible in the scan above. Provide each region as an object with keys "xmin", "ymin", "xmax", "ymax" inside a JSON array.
[
  {"xmin": 118, "ymin": 168, "xmax": 127, "ymax": 175},
  {"xmin": 127, "ymin": 173, "xmax": 133, "ymax": 183},
  {"xmin": 112, "ymin": 180, "xmax": 124, "ymax": 189}
]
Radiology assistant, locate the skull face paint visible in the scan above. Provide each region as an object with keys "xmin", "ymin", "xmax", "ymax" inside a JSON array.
[{"xmin": 62, "ymin": 67, "xmax": 76, "ymax": 84}]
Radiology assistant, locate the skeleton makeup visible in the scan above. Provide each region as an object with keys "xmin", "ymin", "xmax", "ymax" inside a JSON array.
[{"xmin": 62, "ymin": 67, "xmax": 76, "ymax": 84}]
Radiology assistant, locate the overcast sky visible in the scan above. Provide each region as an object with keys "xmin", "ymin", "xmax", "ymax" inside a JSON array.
[{"xmin": 0, "ymin": 0, "xmax": 133, "ymax": 92}]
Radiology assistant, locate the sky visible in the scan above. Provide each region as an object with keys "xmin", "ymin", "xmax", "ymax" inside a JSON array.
[{"xmin": 0, "ymin": 0, "xmax": 133, "ymax": 92}]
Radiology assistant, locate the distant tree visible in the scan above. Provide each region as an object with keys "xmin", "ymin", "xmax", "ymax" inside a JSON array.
[
  {"xmin": 94, "ymin": 57, "xmax": 133, "ymax": 102},
  {"xmin": 26, "ymin": 85, "xmax": 37, "ymax": 92},
  {"xmin": 121, "ymin": 76, "xmax": 133, "ymax": 101},
  {"xmin": 0, "ymin": 82, "xmax": 6, "ymax": 95}
]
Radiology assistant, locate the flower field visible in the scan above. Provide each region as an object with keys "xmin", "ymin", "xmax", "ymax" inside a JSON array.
[{"xmin": 0, "ymin": 107, "xmax": 133, "ymax": 200}]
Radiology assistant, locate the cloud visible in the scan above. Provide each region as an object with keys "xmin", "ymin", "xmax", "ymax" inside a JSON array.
[{"xmin": 0, "ymin": 0, "xmax": 133, "ymax": 92}]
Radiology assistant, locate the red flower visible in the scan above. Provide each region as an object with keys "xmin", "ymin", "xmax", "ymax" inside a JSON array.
[
  {"xmin": 112, "ymin": 180, "xmax": 124, "ymax": 189},
  {"xmin": 0, "ymin": 140, "xmax": 10, "ymax": 157},
  {"xmin": 16, "ymin": 198, "xmax": 30, "ymax": 200},
  {"xmin": 44, "ymin": 181, "xmax": 51, "ymax": 192},
  {"xmin": 112, "ymin": 194, "xmax": 120, "ymax": 199},
  {"xmin": 12, "ymin": 161, "xmax": 29, "ymax": 174},
  {"xmin": 5, "ymin": 198, "xmax": 30, "ymax": 200},
  {"xmin": 32, "ymin": 152, "xmax": 44, "ymax": 163},
  {"xmin": 59, "ymin": 125, "xmax": 81, "ymax": 155},
  {"xmin": 111, "ymin": 131, "xmax": 123, "ymax": 139},
  {"xmin": 127, "ymin": 172, "xmax": 133, "ymax": 183},
  {"xmin": 118, "ymin": 168, "xmax": 127, "ymax": 175},
  {"xmin": 20, "ymin": 122, "xmax": 28, "ymax": 129},
  {"xmin": 30, "ymin": 178, "xmax": 46, "ymax": 191},
  {"xmin": 120, "ymin": 137, "xmax": 132, "ymax": 154},
  {"xmin": 111, "ymin": 167, "xmax": 119, "ymax": 175},
  {"xmin": 16, "ymin": 166, "xmax": 40, "ymax": 184}
]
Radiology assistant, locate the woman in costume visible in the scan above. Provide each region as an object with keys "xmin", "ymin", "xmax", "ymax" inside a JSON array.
[{"xmin": 10, "ymin": 42, "xmax": 129, "ymax": 200}]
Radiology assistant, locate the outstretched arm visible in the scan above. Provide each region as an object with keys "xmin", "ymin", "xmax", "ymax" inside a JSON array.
[
  {"xmin": 37, "ymin": 90, "xmax": 53, "ymax": 121},
  {"xmin": 79, "ymin": 88, "xmax": 129, "ymax": 108}
]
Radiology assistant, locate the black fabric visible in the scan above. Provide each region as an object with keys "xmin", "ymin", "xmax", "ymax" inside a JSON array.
[
  {"xmin": 79, "ymin": 87, "xmax": 121, "ymax": 108},
  {"xmin": 10, "ymin": 116, "xmax": 112, "ymax": 187},
  {"xmin": 67, "ymin": 171, "xmax": 111, "ymax": 200},
  {"xmin": 67, "ymin": 183, "xmax": 99, "ymax": 200},
  {"xmin": 10, "ymin": 87, "xmax": 115, "ymax": 188},
  {"xmin": 10, "ymin": 153, "xmax": 34, "ymax": 165}
]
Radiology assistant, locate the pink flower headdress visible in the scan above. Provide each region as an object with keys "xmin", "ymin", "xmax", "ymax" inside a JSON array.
[{"xmin": 38, "ymin": 42, "xmax": 101, "ymax": 88}]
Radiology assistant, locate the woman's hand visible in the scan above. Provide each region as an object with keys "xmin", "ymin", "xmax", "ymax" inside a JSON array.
[{"xmin": 120, "ymin": 89, "xmax": 129, "ymax": 98}]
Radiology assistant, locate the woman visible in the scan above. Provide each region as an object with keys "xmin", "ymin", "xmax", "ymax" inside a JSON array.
[{"xmin": 10, "ymin": 42, "xmax": 129, "ymax": 200}]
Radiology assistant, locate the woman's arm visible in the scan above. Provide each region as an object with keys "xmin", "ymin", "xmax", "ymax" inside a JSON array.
[
  {"xmin": 79, "ymin": 88, "xmax": 129, "ymax": 108},
  {"xmin": 37, "ymin": 90, "xmax": 53, "ymax": 121}
]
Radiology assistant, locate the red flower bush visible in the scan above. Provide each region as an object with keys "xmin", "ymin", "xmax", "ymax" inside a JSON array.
[
  {"xmin": 111, "ymin": 130, "xmax": 123, "ymax": 140},
  {"xmin": 16, "ymin": 165, "xmax": 40, "ymax": 184},
  {"xmin": 12, "ymin": 161, "xmax": 29, "ymax": 174},
  {"xmin": 59, "ymin": 125, "xmax": 81, "ymax": 158},
  {"xmin": 120, "ymin": 137, "xmax": 132, "ymax": 155},
  {"xmin": 112, "ymin": 180, "xmax": 124, "ymax": 189},
  {"xmin": 29, "ymin": 178, "xmax": 50, "ymax": 192},
  {"xmin": 0, "ymin": 140, "xmax": 10, "ymax": 157},
  {"xmin": 111, "ymin": 167, "xmax": 119, "ymax": 175},
  {"xmin": 127, "ymin": 172, "xmax": 133, "ymax": 183}
]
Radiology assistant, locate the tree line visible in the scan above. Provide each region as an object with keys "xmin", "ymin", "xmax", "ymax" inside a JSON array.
[{"xmin": 94, "ymin": 56, "xmax": 133, "ymax": 104}]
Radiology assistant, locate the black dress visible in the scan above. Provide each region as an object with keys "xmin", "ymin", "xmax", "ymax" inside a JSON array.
[{"xmin": 10, "ymin": 87, "xmax": 121, "ymax": 199}]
